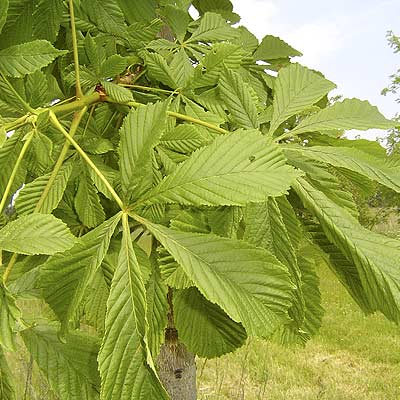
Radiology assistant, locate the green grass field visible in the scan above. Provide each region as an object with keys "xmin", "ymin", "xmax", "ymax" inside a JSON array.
[{"xmin": 197, "ymin": 262, "xmax": 400, "ymax": 400}]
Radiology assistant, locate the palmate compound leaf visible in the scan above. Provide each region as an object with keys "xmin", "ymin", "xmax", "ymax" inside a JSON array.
[
  {"xmin": 21, "ymin": 323, "xmax": 100, "ymax": 400},
  {"xmin": 295, "ymin": 177, "xmax": 400, "ymax": 323},
  {"xmin": 0, "ymin": 40, "xmax": 67, "ymax": 77},
  {"xmin": 283, "ymin": 144, "xmax": 400, "ymax": 193},
  {"xmin": 119, "ymin": 100, "xmax": 168, "ymax": 200},
  {"xmin": 0, "ymin": 347, "xmax": 16, "ymax": 400},
  {"xmin": 15, "ymin": 163, "xmax": 72, "ymax": 215},
  {"xmin": 137, "ymin": 217, "xmax": 294, "ymax": 337},
  {"xmin": 289, "ymin": 98, "xmax": 394, "ymax": 136},
  {"xmin": 269, "ymin": 63, "xmax": 336, "ymax": 135},
  {"xmin": 98, "ymin": 214, "xmax": 168, "ymax": 400},
  {"xmin": 174, "ymin": 287, "xmax": 247, "ymax": 358},
  {"xmin": 0, "ymin": 214, "xmax": 74, "ymax": 255},
  {"xmin": 39, "ymin": 213, "xmax": 121, "ymax": 336},
  {"xmin": 138, "ymin": 129, "xmax": 302, "ymax": 207}
]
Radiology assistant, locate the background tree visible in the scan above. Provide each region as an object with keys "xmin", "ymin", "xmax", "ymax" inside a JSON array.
[{"xmin": 0, "ymin": 1, "xmax": 400, "ymax": 399}]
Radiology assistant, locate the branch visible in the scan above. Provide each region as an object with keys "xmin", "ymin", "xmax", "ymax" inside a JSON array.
[{"xmin": 68, "ymin": 0, "xmax": 83, "ymax": 99}]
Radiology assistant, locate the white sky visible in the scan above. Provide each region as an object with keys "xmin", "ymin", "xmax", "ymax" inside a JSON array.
[{"xmin": 231, "ymin": 0, "xmax": 400, "ymax": 140}]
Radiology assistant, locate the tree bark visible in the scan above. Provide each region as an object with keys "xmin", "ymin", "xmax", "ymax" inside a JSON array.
[
  {"xmin": 157, "ymin": 328, "xmax": 197, "ymax": 400},
  {"xmin": 157, "ymin": 287, "xmax": 197, "ymax": 400}
]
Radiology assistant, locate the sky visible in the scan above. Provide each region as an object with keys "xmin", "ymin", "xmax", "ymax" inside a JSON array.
[{"xmin": 231, "ymin": 0, "xmax": 400, "ymax": 140}]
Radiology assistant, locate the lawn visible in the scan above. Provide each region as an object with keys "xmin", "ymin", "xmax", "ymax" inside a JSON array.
[{"xmin": 197, "ymin": 262, "xmax": 400, "ymax": 399}]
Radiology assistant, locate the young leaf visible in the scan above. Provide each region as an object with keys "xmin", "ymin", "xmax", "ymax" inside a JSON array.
[
  {"xmin": 269, "ymin": 63, "xmax": 336, "ymax": 134},
  {"xmin": 39, "ymin": 213, "xmax": 121, "ymax": 335},
  {"xmin": 174, "ymin": 287, "xmax": 247, "ymax": 357},
  {"xmin": 140, "ymin": 218, "xmax": 294, "ymax": 337},
  {"xmin": 0, "ymin": 40, "xmax": 67, "ymax": 77},
  {"xmin": 139, "ymin": 130, "xmax": 301, "ymax": 206},
  {"xmin": 0, "ymin": 284, "xmax": 20, "ymax": 351},
  {"xmin": 219, "ymin": 68, "xmax": 259, "ymax": 129},
  {"xmin": 290, "ymin": 98, "xmax": 395, "ymax": 135},
  {"xmin": 0, "ymin": 214, "xmax": 74, "ymax": 255},
  {"xmin": 21, "ymin": 323, "xmax": 100, "ymax": 400},
  {"xmin": 98, "ymin": 214, "xmax": 168, "ymax": 399},
  {"xmin": 119, "ymin": 100, "xmax": 168, "ymax": 199}
]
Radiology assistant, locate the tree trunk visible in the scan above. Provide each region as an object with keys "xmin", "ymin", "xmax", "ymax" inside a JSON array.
[
  {"xmin": 157, "ymin": 287, "xmax": 197, "ymax": 399},
  {"xmin": 157, "ymin": 328, "xmax": 197, "ymax": 400}
]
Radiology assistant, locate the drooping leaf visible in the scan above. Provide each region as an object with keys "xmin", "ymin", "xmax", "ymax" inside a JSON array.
[
  {"xmin": 141, "ymin": 51, "xmax": 178, "ymax": 89},
  {"xmin": 32, "ymin": 0, "xmax": 63, "ymax": 43},
  {"xmin": 15, "ymin": 163, "xmax": 72, "ymax": 215},
  {"xmin": 290, "ymin": 98, "xmax": 395, "ymax": 135},
  {"xmin": 139, "ymin": 218, "xmax": 294, "ymax": 337},
  {"xmin": 0, "ymin": 40, "xmax": 67, "ymax": 77},
  {"xmin": 102, "ymin": 80, "xmax": 133, "ymax": 103},
  {"xmin": 254, "ymin": 35, "xmax": 302, "ymax": 61},
  {"xmin": 21, "ymin": 323, "xmax": 100, "ymax": 400},
  {"xmin": 117, "ymin": 0, "xmax": 157, "ymax": 23},
  {"xmin": 98, "ymin": 214, "xmax": 167, "ymax": 400},
  {"xmin": 139, "ymin": 130, "xmax": 301, "ymax": 206},
  {"xmin": 0, "ymin": 214, "xmax": 74, "ymax": 255},
  {"xmin": 284, "ymin": 144, "xmax": 400, "ymax": 193},
  {"xmin": 39, "ymin": 213, "xmax": 121, "ymax": 335},
  {"xmin": 119, "ymin": 100, "xmax": 168, "ymax": 199},
  {"xmin": 269, "ymin": 63, "xmax": 336, "ymax": 134},
  {"xmin": 295, "ymin": 177, "xmax": 400, "ymax": 323},
  {"xmin": 0, "ymin": 347, "xmax": 16, "ymax": 400},
  {"xmin": 174, "ymin": 287, "xmax": 247, "ymax": 357},
  {"xmin": 169, "ymin": 49, "xmax": 194, "ymax": 88},
  {"xmin": 219, "ymin": 68, "xmax": 259, "ymax": 129},
  {"xmin": 0, "ymin": 284, "xmax": 20, "ymax": 351}
]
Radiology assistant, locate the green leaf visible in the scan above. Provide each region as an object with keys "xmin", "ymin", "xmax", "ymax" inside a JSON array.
[
  {"xmin": 39, "ymin": 213, "xmax": 121, "ymax": 335},
  {"xmin": 174, "ymin": 287, "xmax": 247, "ymax": 357},
  {"xmin": 100, "ymin": 55, "xmax": 128, "ymax": 78},
  {"xmin": 191, "ymin": 43, "xmax": 244, "ymax": 89},
  {"xmin": 98, "ymin": 215, "xmax": 167, "ymax": 400},
  {"xmin": 139, "ymin": 130, "xmax": 301, "ymax": 206},
  {"xmin": 102, "ymin": 80, "xmax": 133, "ymax": 103},
  {"xmin": 140, "ymin": 219, "xmax": 294, "ymax": 337},
  {"xmin": 254, "ymin": 35, "xmax": 302, "ymax": 61},
  {"xmin": 117, "ymin": 0, "xmax": 157, "ymax": 23},
  {"xmin": 284, "ymin": 144, "xmax": 400, "ymax": 193},
  {"xmin": 0, "ymin": 284, "xmax": 20, "ymax": 351},
  {"xmin": 163, "ymin": 4, "xmax": 190, "ymax": 42},
  {"xmin": 0, "ymin": 347, "xmax": 16, "ymax": 400},
  {"xmin": 160, "ymin": 124, "xmax": 211, "ymax": 154},
  {"xmin": 219, "ymin": 68, "xmax": 259, "ymax": 129},
  {"xmin": 75, "ymin": 172, "xmax": 106, "ymax": 228},
  {"xmin": 146, "ymin": 265, "xmax": 168, "ymax": 358},
  {"xmin": 141, "ymin": 51, "xmax": 178, "ymax": 89},
  {"xmin": 269, "ymin": 63, "xmax": 336, "ymax": 134},
  {"xmin": 290, "ymin": 99, "xmax": 395, "ymax": 135},
  {"xmin": 0, "ymin": 214, "xmax": 74, "ymax": 255},
  {"xmin": 15, "ymin": 163, "xmax": 72, "ymax": 216},
  {"xmin": 295, "ymin": 177, "xmax": 400, "ymax": 323},
  {"xmin": 187, "ymin": 12, "xmax": 237, "ymax": 43},
  {"xmin": 21, "ymin": 323, "xmax": 100, "ymax": 400},
  {"xmin": 169, "ymin": 49, "xmax": 194, "ymax": 88},
  {"xmin": 32, "ymin": 0, "xmax": 63, "ymax": 43},
  {"xmin": 119, "ymin": 100, "xmax": 168, "ymax": 199},
  {"xmin": 81, "ymin": 0, "xmax": 127, "ymax": 36},
  {"xmin": 0, "ymin": 0, "xmax": 8, "ymax": 35},
  {"xmin": 0, "ymin": 40, "xmax": 67, "ymax": 77}
]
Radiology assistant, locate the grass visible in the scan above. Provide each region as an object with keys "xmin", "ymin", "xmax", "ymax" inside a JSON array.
[{"xmin": 197, "ymin": 262, "xmax": 400, "ymax": 399}]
